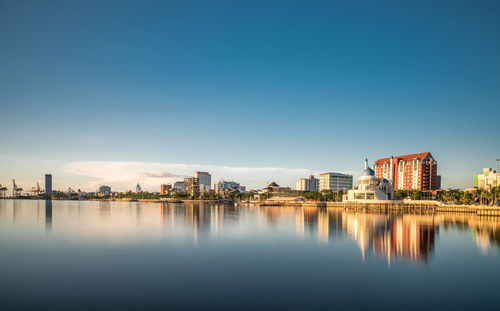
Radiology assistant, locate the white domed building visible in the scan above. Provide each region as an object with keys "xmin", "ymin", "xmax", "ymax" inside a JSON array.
[{"xmin": 346, "ymin": 159, "xmax": 396, "ymax": 202}]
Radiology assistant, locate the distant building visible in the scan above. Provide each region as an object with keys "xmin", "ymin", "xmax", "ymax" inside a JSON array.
[
  {"xmin": 374, "ymin": 152, "xmax": 439, "ymax": 191},
  {"xmin": 97, "ymin": 185, "xmax": 111, "ymax": 196},
  {"xmin": 474, "ymin": 168, "xmax": 499, "ymax": 189},
  {"xmin": 45, "ymin": 174, "xmax": 52, "ymax": 195},
  {"xmin": 136, "ymin": 183, "xmax": 141, "ymax": 193},
  {"xmin": 319, "ymin": 173, "xmax": 353, "ymax": 192},
  {"xmin": 184, "ymin": 177, "xmax": 199, "ymax": 196},
  {"xmin": 195, "ymin": 171, "xmax": 211, "ymax": 193},
  {"xmin": 296, "ymin": 175, "xmax": 319, "ymax": 192},
  {"xmin": 160, "ymin": 184, "xmax": 172, "ymax": 195},
  {"xmin": 174, "ymin": 181, "xmax": 184, "ymax": 192},
  {"xmin": 261, "ymin": 182, "xmax": 293, "ymax": 194},
  {"xmin": 346, "ymin": 159, "xmax": 395, "ymax": 202},
  {"xmin": 215, "ymin": 180, "xmax": 241, "ymax": 193}
]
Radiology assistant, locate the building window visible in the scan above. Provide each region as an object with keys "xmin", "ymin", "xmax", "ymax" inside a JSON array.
[{"xmin": 355, "ymin": 193, "xmax": 364, "ymax": 200}]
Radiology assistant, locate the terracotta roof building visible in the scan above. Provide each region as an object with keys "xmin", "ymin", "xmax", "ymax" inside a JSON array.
[
  {"xmin": 374, "ymin": 152, "xmax": 440, "ymax": 191},
  {"xmin": 262, "ymin": 182, "xmax": 293, "ymax": 194}
]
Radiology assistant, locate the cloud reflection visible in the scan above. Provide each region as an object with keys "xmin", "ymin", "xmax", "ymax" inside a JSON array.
[{"xmin": 0, "ymin": 201, "xmax": 499, "ymax": 262}]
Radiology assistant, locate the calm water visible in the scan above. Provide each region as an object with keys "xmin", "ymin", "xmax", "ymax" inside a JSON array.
[{"xmin": 0, "ymin": 200, "xmax": 498, "ymax": 310}]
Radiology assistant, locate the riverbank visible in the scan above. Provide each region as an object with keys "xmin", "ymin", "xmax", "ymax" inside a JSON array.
[
  {"xmin": 89, "ymin": 198, "xmax": 232, "ymax": 204},
  {"xmin": 255, "ymin": 200, "xmax": 500, "ymax": 216},
  {"xmin": 3, "ymin": 197, "xmax": 499, "ymax": 216}
]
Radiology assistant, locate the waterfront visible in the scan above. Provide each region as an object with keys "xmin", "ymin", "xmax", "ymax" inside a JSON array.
[{"xmin": 0, "ymin": 200, "xmax": 499, "ymax": 310}]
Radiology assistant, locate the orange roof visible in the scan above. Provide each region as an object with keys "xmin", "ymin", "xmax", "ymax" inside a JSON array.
[{"xmin": 375, "ymin": 152, "xmax": 432, "ymax": 165}]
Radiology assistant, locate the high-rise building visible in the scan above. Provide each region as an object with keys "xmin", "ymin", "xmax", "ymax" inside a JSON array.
[
  {"xmin": 136, "ymin": 183, "xmax": 141, "ymax": 193},
  {"xmin": 296, "ymin": 175, "xmax": 319, "ymax": 192},
  {"xmin": 45, "ymin": 174, "xmax": 52, "ymax": 195},
  {"xmin": 195, "ymin": 171, "xmax": 211, "ymax": 193},
  {"xmin": 374, "ymin": 152, "xmax": 439, "ymax": 191},
  {"xmin": 184, "ymin": 177, "xmax": 199, "ymax": 196},
  {"xmin": 319, "ymin": 173, "xmax": 353, "ymax": 192},
  {"xmin": 474, "ymin": 168, "xmax": 499, "ymax": 189}
]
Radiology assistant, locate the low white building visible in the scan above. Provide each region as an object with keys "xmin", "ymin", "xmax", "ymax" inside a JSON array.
[
  {"xmin": 296, "ymin": 175, "xmax": 319, "ymax": 192},
  {"xmin": 214, "ymin": 180, "xmax": 241, "ymax": 193},
  {"xmin": 346, "ymin": 159, "xmax": 396, "ymax": 202},
  {"xmin": 319, "ymin": 172, "xmax": 353, "ymax": 192},
  {"xmin": 474, "ymin": 168, "xmax": 499, "ymax": 189}
]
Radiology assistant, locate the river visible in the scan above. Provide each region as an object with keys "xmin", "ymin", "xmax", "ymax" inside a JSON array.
[{"xmin": 0, "ymin": 200, "xmax": 498, "ymax": 310}]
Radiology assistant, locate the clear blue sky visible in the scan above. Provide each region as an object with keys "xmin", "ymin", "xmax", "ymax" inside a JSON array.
[{"xmin": 1, "ymin": 0, "xmax": 499, "ymax": 191}]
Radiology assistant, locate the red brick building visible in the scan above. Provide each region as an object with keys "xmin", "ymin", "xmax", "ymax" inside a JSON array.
[{"xmin": 374, "ymin": 152, "xmax": 439, "ymax": 191}]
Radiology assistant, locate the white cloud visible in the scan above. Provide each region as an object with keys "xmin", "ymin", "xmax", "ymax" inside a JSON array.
[{"xmin": 64, "ymin": 161, "xmax": 322, "ymax": 192}]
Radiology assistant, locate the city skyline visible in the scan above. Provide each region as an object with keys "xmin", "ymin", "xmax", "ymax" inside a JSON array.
[
  {"xmin": 1, "ymin": 1, "xmax": 499, "ymax": 191},
  {"xmin": 0, "ymin": 154, "xmax": 498, "ymax": 193}
]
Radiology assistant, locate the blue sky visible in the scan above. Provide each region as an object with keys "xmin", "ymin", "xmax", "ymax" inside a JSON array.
[{"xmin": 1, "ymin": 0, "xmax": 499, "ymax": 191}]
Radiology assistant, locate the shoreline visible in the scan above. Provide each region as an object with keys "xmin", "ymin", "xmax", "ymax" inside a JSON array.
[{"xmin": 1, "ymin": 198, "xmax": 498, "ymax": 216}]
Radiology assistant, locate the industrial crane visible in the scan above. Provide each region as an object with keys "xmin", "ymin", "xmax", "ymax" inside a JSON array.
[
  {"xmin": 31, "ymin": 182, "xmax": 42, "ymax": 196},
  {"xmin": 12, "ymin": 179, "xmax": 23, "ymax": 197},
  {"xmin": 0, "ymin": 184, "xmax": 7, "ymax": 199}
]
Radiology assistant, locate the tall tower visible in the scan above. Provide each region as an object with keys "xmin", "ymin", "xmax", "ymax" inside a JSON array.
[{"xmin": 45, "ymin": 174, "xmax": 52, "ymax": 195}]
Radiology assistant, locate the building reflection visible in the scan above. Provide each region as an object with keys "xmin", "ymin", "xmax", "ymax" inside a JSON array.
[
  {"xmin": 295, "ymin": 207, "xmax": 438, "ymax": 264},
  {"xmin": 439, "ymin": 214, "xmax": 500, "ymax": 253},
  {"xmin": 292, "ymin": 207, "xmax": 500, "ymax": 263},
  {"xmin": 0, "ymin": 201, "xmax": 499, "ymax": 257},
  {"xmin": 45, "ymin": 200, "xmax": 52, "ymax": 233}
]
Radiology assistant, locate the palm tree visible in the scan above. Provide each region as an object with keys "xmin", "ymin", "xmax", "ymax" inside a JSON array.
[
  {"xmin": 485, "ymin": 190, "xmax": 493, "ymax": 206},
  {"xmin": 492, "ymin": 186, "xmax": 500, "ymax": 206},
  {"xmin": 478, "ymin": 189, "xmax": 490, "ymax": 206},
  {"xmin": 459, "ymin": 192, "xmax": 472, "ymax": 205},
  {"xmin": 472, "ymin": 189, "xmax": 482, "ymax": 205},
  {"xmin": 440, "ymin": 190, "xmax": 448, "ymax": 203}
]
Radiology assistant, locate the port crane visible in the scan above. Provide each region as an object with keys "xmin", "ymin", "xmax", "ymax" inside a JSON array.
[
  {"xmin": 12, "ymin": 179, "xmax": 23, "ymax": 197},
  {"xmin": 31, "ymin": 182, "xmax": 42, "ymax": 196},
  {"xmin": 0, "ymin": 184, "xmax": 7, "ymax": 198}
]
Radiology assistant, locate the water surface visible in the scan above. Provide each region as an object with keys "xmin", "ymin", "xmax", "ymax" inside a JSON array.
[{"xmin": 0, "ymin": 200, "xmax": 498, "ymax": 310}]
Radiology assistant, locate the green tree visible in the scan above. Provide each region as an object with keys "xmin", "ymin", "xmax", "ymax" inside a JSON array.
[
  {"xmin": 411, "ymin": 190, "xmax": 422, "ymax": 200},
  {"xmin": 459, "ymin": 192, "xmax": 472, "ymax": 205},
  {"xmin": 493, "ymin": 186, "xmax": 500, "ymax": 206},
  {"xmin": 395, "ymin": 190, "xmax": 407, "ymax": 200},
  {"xmin": 172, "ymin": 192, "xmax": 189, "ymax": 199}
]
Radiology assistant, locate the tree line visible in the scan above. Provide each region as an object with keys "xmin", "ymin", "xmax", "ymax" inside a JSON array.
[{"xmin": 395, "ymin": 187, "xmax": 500, "ymax": 206}]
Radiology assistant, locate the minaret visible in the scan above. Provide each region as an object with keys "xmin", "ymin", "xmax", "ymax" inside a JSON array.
[{"xmin": 364, "ymin": 158, "xmax": 368, "ymax": 169}]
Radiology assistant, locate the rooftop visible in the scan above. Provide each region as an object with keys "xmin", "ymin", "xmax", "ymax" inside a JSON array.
[
  {"xmin": 195, "ymin": 171, "xmax": 211, "ymax": 176},
  {"xmin": 375, "ymin": 152, "xmax": 432, "ymax": 165},
  {"xmin": 320, "ymin": 172, "xmax": 352, "ymax": 176}
]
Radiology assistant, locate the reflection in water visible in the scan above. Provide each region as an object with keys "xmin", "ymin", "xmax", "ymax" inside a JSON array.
[
  {"xmin": 440, "ymin": 213, "xmax": 500, "ymax": 254},
  {"xmin": 340, "ymin": 212, "xmax": 437, "ymax": 264},
  {"xmin": 45, "ymin": 200, "xmax": 52, "ymax": 233},
  {"xmin": 0, "ymin": 200, "xmax": 499, "ymax": 262}
]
